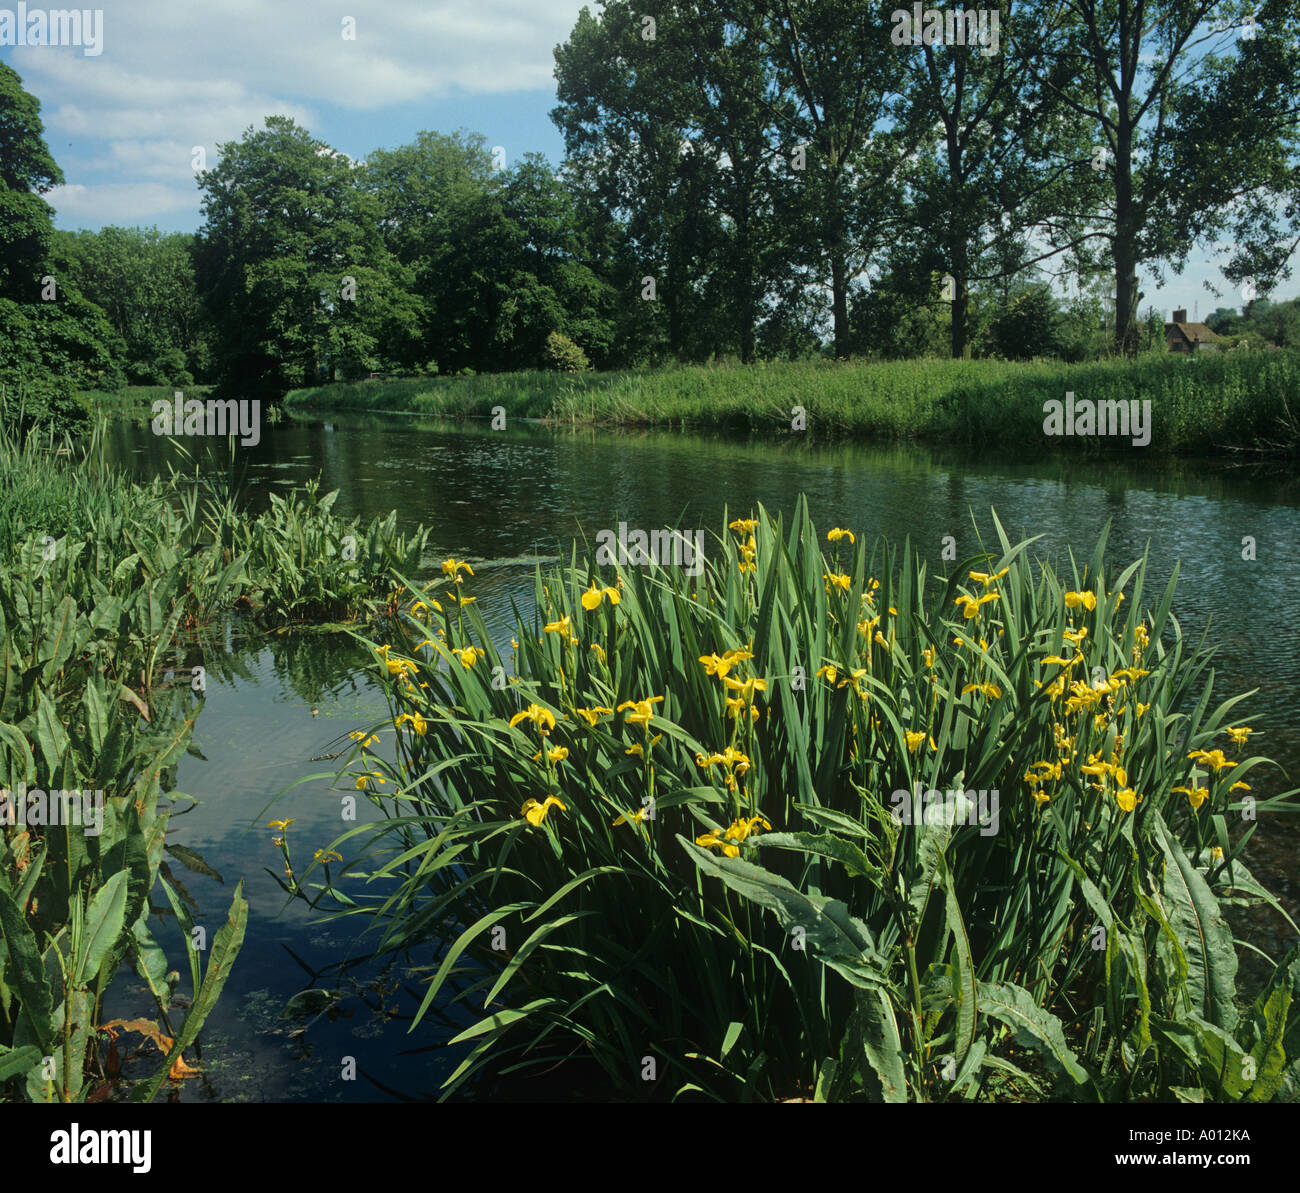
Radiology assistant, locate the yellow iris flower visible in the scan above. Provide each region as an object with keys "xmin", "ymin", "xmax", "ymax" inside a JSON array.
[
  {"xmin": 617, "ymin": 696, "xmax": 664, "ymax": 730},
  {"xmin": 521, "ymin": 795, "xmax": 566, "ymax": 827},
  {"xmin": 1188, "ymin": 748, "xmax": 1236, "ymax": 771},
  {"xmin": 954, "ymin": 591, "xmax": 1000, "ymax": 619},
  {"xmin": 723, "ymin": 675, "xmax": 768, "ymax": 702},
  {"xmin": 696, "ymin": 814, "xmax": 772, "ymax": 857},
  {"xmin": 395, "ymin": 712, "xmax": 427, "ymax": 735},
  {"xmin": 581, "ymin": 583, "xmax": 621, "ymax": 610},
  {"xmin": 510, "ymin": 703, "xmax": 557, "ymax": 732},
  {"xmin": 1172, "ymin": 785, "xmax": 1209, "ymax": 810}
]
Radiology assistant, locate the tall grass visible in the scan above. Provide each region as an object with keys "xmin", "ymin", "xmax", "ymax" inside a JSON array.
[
  {"xmin": 77, "ymin": 385, "xmax": 215, "ymax": 424},
  {"xmin": 307, "ymin": 501, "xmax": 1300, "ymax": 1101},
  {"xmin": 284, "ymin": 352, "xmax": 1300, "ymax": 455}
]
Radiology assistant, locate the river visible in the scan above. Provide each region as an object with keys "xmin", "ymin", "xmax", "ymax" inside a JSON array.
[{"xmin": 101, "ymin": 412, "xmax": 1300, "ymax": 1100}]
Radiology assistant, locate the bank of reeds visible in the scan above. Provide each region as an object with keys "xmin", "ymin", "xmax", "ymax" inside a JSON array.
[{"xmin": 284, "ymin": 352, "xmax": 1300, "ymax": 456}]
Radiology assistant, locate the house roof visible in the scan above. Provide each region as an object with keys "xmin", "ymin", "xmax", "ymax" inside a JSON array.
[{"xmin": 1165, "ymin": 321, "xmax": 1222, "ymax": 344}]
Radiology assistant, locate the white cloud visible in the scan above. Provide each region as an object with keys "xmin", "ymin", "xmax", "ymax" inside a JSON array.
[
  {"xmin": 48, "ymin": 181, "xmax": 201, "ymax": 225},
  {"xmin": 8, "ymin": 1, "xmax": 586, "ymax": 227},
  {"xmin": 12, "ymin": 1, "xmax": 585, "ymax": 110}
]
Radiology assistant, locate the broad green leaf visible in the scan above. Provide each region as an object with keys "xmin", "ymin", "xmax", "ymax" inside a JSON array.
[
  {"xmin": 978, "ymin": 981, "xmax": 1088, "ymax": 1084},
  {"xmin": 73, "ymin": 869, "xmax": 129, "ymax": 987},
  {"xmin": 1152, "ymin": 811, "xmax": 1238, "ymax": 1031}
]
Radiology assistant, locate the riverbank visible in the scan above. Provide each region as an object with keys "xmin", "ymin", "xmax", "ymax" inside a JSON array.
[{"xmin": 282, "ymin": 353, "xmax": 1300, "ymax": 456}]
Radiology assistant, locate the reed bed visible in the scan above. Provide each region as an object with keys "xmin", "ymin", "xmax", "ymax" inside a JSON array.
[{"xmin": 284, "ymin": 351, "xmax": 1300, "ymax": 455}]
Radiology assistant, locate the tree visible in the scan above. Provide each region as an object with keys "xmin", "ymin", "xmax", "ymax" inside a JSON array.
[
  {"xmin": 720, "ymin": 0, "xmax": 918, "ymax": 357},
  {"xmin": 1162, "ymin": 0, "xmax": 1300, "ymax": 303},
  {"xmin": 0, "ymin": 62, "xmax": 62, "ymax": 302},
  {"xmin": 366, "ymin": 131, "xmax": 609, "ymax": 372},
  {"xmin": 989, "ymin": 283, "xmax": 1064, "ymax": 358},
  {"xmin": 0, "ymin": 62, "xmax": 119, "ymax": 422},
  {"xmin": 54, "ymin": 227, "xmax": 208, "ymax": 383},
  {"xmin": 1034, "ymin": 0, "xmax": 1294, "ymax": 355},
  {"xmin": 195, "ymin": 117, "xmax": 411, "ymax": 398},
  {"xmin": 555, "ymin": 3, "xmax": 737, "ymax": 362},
  {"xmin": 891, "ymin": 0, "xmax": 1105, "ymax": 357}
]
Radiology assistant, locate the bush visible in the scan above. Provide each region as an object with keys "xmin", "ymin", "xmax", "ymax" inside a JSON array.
[
  {"xmin": 989, "ymin": 285, "xmax": 1063, "ymax": 360},
  {"xmin": 311, "ymin": 503, "xmax": 1300, "ymax": 1101},
  {"xmin": 543, "ymin": 330, "xmax": 591, "ymax": 373},
  {"xmin": 0, "ymin": 376, "xmax": 90, "ymax": 435}
]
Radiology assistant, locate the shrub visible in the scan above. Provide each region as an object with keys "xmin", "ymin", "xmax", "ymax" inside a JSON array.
[{"xmin": 543, "ymin": 330, "xmax": 591, "ymax": 373}]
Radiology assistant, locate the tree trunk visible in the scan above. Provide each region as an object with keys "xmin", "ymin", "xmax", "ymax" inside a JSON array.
[
  {"xmin": 830, "ymin": 253, "xmax": 850, "ymax": 358},
  {"xmin": 736, "ymin": 199, "xmax": 757, "ymax": 364},
  {"xmin": 1113, "ymin": 122, "xmax": 1140, "ymax": 357}
]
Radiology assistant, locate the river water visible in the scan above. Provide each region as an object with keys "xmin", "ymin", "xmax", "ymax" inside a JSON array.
[{"xmin": 102, "ymin": 412, "xmax": 1300, "ymax": 1100}]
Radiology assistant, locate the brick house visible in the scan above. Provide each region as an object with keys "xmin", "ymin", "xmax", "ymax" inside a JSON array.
[{"xmin": 1165, "ymin": 309, "xmax": 1222, "ymax": 354}]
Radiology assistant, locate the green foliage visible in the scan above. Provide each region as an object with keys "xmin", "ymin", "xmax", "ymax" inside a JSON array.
[
  {"xmin": 362, "ymin": 134, "xmax": 611, "ymax": 373},
  {"xmin": 0, "ymin": 62, "xmax": 63, "ymax": 302},
  {"xmin": 195, "ymin": 116, "xmax": 414, "ymax": 399},
  {"xmin": 543, "ymin": 331, "xmax": 591, "ymax": 374},
  {"xmin": 989, "ymin": 286, "xmax": 1064, "ymax": 360},
  {"xmin": 0, "ymin": 66, "xmax": 123, "ymax": 403},
  {"xmin": 304, "ymin": 502, "xmax": 1297, "ymax": 1100},
  {"xmin": 0, "ymin": 418, "xmax": 428, "ymax": 1100},
  {"xmin": 53, "ymin": 227, "xmax": 207, "ymax": 385}
]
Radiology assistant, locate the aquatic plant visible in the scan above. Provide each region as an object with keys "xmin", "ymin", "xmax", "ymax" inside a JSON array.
[
  {"xmin": 0, "ymin": 415, "xmax": 426, "ymax": 1100},
  {"xmin": 315, "ymin": 501, "xmax": 1300, "ymax": 1101}
]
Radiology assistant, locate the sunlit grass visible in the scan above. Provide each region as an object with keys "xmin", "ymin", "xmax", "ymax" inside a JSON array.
[{"xmin": 284, "ymin": 351, "xmax": 1300, "ymax": 455}]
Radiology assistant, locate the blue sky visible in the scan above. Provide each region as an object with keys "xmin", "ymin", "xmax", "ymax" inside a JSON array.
[{"xmin": 1, "ymin": 0, "xmax": 1293, "ymax": 320}]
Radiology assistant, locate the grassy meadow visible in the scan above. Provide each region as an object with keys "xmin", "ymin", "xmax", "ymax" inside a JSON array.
[{"xmin": 283, "ymin": 352, "xmax": 1300, "ymax": 456}]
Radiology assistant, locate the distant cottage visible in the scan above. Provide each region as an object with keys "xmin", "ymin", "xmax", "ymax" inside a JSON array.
[{"xmin": 1165, "ymin": 309, "xmax": 1222, "ymax": 354}]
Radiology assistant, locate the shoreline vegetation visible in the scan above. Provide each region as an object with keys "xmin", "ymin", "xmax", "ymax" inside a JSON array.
[
  {"xmin": 293, "ymin": 502, "xmax": 1300, "ymax": 1101},
  {"xmin": 0, "ymin": 419, "xmax": 427, "ymax": 1102},
  {"xmin": 274, "ymin": 354, "xmax": 1300, "ymax": 456}
]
